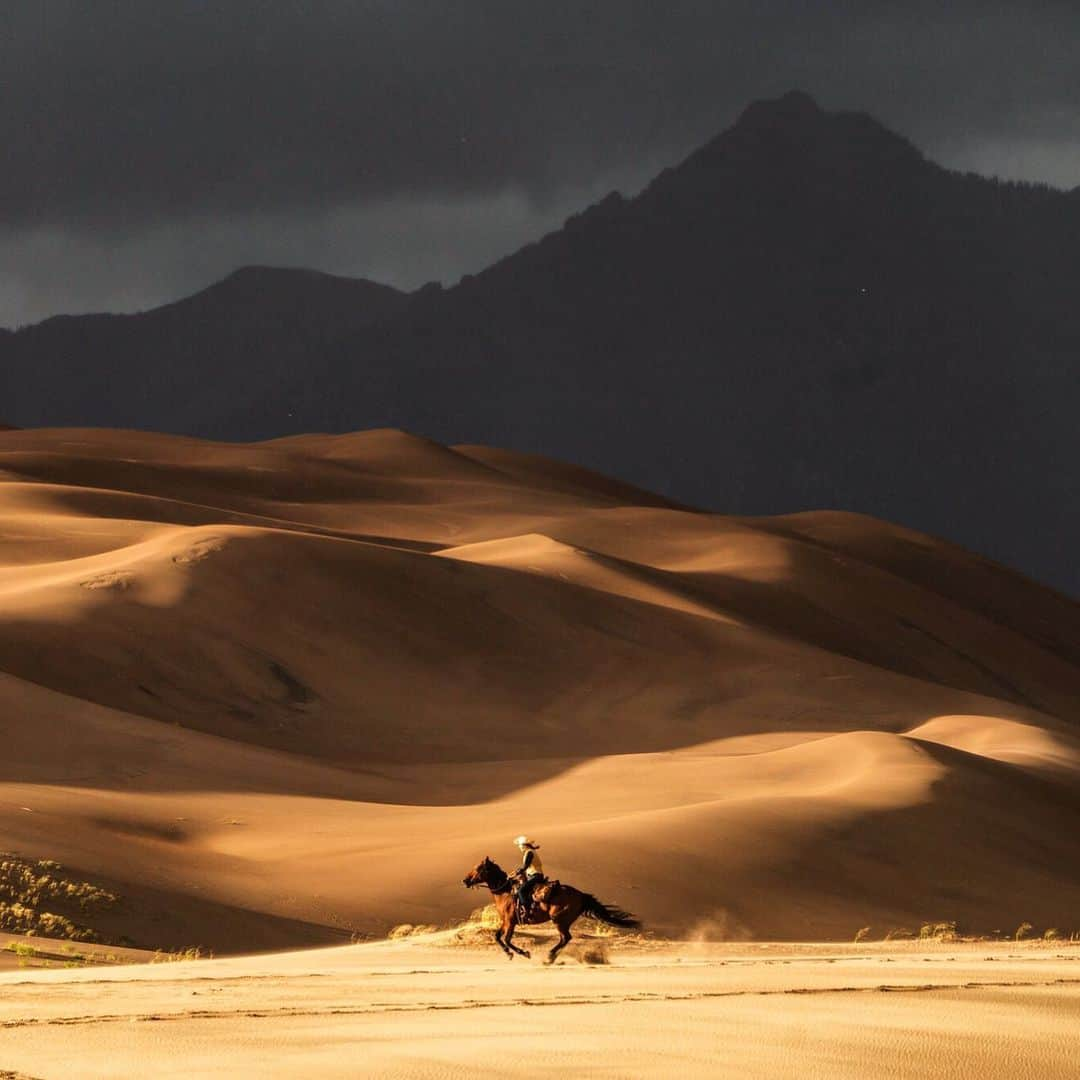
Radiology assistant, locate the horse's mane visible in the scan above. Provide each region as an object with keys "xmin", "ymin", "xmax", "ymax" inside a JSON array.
[{"xmin": 482, "ymin": 858, "xmax": 511, "ymax": 892}]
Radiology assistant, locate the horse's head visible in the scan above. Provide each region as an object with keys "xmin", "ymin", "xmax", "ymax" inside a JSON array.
[{"xmin": 462, "ymin": 856, "xmax": 503, "ymax": 890}]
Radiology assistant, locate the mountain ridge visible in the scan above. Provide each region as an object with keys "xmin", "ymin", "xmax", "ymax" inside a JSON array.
[{"xmin": 4, "ymin": 91, "xmax": 1079, "ymax": 594}]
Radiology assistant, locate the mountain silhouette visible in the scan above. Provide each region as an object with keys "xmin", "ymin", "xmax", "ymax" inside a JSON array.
[
  {"xmin": 4, "ymin": 266, "xmax": 406, "ymax": 435},
  {"xmin": 4, "ymin": 91, "xmax": 1080, "ymax": 594}
]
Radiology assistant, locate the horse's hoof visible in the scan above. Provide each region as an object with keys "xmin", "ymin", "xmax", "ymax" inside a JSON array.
[{"xmin": 521, "ymin": 950, "xmax": 531, "ymax": 959}]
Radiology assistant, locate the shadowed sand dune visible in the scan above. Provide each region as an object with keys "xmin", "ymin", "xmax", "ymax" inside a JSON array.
[{"xmin": 1, "ymin": 426, "xmax": 1080, "ymax": 951}]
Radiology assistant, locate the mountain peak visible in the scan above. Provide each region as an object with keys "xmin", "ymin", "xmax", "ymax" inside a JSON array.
[
  {"xmin": 217, "ymin": 265, "xmax": 360, "ymax": 290},
  {"xmin": 734, "ymin": 90, "xmax": 825, "ymax": 131},
  {"xmin": 225, "ymin": 264, "xmax": 336, "ymax": 280},
  {"xmin": 164, "ymin": 265, "xmax": 406, "ymax": 315},
  {"xmin": 642, "ymin": 90, "xmax": 928, "ymax": 205}
]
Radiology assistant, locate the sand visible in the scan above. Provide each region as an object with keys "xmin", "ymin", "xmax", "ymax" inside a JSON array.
[
  {"xmin": 1, "ymin": 425, "xmax": 1080, "ymax": 954},
  {"xmin": 0, "ymin": 936, "xmax": 1077, "ymax": 1078}
]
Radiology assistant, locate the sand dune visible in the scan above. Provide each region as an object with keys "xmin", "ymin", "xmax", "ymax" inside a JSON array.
[
  {"xmin": 2, "ymin": 426, "xmax": 1080, "ymax": 952},
  {"xmin": 438, "ymin": 532, "xmax": 739, "ymax": 624}
]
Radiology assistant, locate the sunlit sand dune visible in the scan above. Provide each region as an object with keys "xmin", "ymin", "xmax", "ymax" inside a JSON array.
[{"xmin": 2, "ymin": 426, "xmax": 1080, "ymax": 954}]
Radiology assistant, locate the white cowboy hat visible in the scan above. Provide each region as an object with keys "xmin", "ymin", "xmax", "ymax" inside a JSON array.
[{"xmin": 513, "ymin": 835, "xmax": 539, "ymax": 849}]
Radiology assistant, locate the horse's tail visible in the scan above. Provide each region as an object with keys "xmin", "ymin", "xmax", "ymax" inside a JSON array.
[{"xmin": 581, "ymin": 893, "xmax": 641, "ymax": 930}]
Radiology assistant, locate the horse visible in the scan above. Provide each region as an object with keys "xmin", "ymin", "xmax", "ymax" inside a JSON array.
[{"xmin": 462, "ymin": 857, "xmax": 640, "ymax": 964}]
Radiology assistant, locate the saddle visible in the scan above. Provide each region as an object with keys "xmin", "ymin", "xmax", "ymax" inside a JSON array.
[
  {"xmin": 533, "ymin": 879, "xmax": 560, "ymax": 899},
  {"xmin": 519, "ymin": 878, "xmax": 560, "ymax": 919}
]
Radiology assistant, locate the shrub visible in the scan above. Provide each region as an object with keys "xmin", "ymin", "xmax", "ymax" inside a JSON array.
[
  {"xmin": 150, "ymin": 946, "xmax": 207, "ymax": 963},
  {"xmin": 472, "ymin": 904, "xmax": 500, "ymax": 930},
  {"xmin": 853, "ymin": 927, "xmax": 871, "ymax": 944},
  {"xmin": 0, "ymin": 853, "xmax": 117, "ymax": 943},
  {"xmin": 388, "ymin": 923, "xmax": 439, "ymax": 939},
  {"xmin": 919, "ymin": 921, "xmax": 958, "ymax": 942},
  {"xmin": 1015, "ymin": 922, "xmax": 1034, "ymax": 942}
]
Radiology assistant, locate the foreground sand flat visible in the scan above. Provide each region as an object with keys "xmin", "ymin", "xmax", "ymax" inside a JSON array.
[{"xmin": 0, "ymin": 938, "xmax": 1077, "ymax": 1078}]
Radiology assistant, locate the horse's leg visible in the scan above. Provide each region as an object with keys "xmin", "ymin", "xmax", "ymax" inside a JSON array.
[
  {"xmin": 493, "ymin": 927, "xmax": 513, "ymax": 958},
  {"xmin": 504, "ymin": 917, "xmax": 531, "ymax": 958},
  {"xmin": 494, "ymin": 910, "xmax": 515, "ymax": 959},
  {"xmin": 546, "ymin": 913, "xmax": 572, "ymax": 965}
]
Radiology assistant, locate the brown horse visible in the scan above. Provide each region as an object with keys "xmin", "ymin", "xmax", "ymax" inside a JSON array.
[{"xmin": 462, "ymin": 857, "xmax": 640, "ymax": 964}]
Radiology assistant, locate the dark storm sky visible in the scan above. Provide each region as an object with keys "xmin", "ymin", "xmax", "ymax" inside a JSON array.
[{"xmin": 3, "ymin": 1, "xmax": 1079, "ymax": 327}]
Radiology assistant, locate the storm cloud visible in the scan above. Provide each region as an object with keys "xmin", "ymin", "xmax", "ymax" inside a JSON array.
[{"xmin": 3, "ymin": 1, "xmax": 1080, "ymax": 325}]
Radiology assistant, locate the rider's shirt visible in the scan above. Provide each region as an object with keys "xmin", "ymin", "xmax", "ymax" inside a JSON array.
[{"xmin": 522, "ymin": 849, "xmax": 544, "ymax": 878}]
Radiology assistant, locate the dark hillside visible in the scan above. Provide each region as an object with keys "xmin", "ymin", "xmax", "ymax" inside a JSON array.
[{"xmin": 4, "ymin": 93, "xmax": 1079, "ymax": 593}]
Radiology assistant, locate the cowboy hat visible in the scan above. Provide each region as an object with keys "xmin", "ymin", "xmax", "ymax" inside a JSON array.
[{"xmin": 513, "ymin": 835, "xmax": 539, "ymax": 849}]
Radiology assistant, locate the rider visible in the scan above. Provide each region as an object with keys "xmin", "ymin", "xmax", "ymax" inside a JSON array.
[{"xmin": 512, "ymin": 835, "xmax": 545, "ymax": 918}]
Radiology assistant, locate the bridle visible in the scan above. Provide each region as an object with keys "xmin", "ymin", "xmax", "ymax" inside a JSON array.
[{"xmin": 466, "ymin": 863, "xmax": 512, "ymax": 895}]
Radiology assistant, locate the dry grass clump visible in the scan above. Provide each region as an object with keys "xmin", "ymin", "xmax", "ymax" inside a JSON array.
[
  {"xmin": 459, "ymin": 904, "xmax": 500, "ymax": 930},
  {"xmin": 440, "ymin": 906, "xmax": 503, "ymax": 946},
  {"xmin": 4, "ymin": 941, "xmax": 39, "ymax": 967},
  {"xmin": 150, "ymin": 946, "xmax": 209, "ymax": 962},
  {"xmin": 919, "ymin": 921, "xmax": 959, "ymax": 942},
  {"xmin": 434, "ymin": 905, "xmax": 502, "ymax": 942},
  {"xmin": 0, "ymin": 904, "xmax": 89, "ymax": 941},
  {"xmin": 861, "ymin": 919, "xmax": 1079, "ymax": 946},
  {"xmin": 0, "ymin": 853, "xmax": 117, "ymax": 943},
  {"xmin": 3, "ymin": 940, "xmax": 101, "ymax": 969},
  {"xmin": 388, "ymin": 923, "xmax": 441, "ymax": 939}
]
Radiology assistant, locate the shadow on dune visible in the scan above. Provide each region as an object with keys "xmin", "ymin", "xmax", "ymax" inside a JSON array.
[{"xmin": 711, "ymin": 737, "xmax": 1080, "ymax": 940}]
